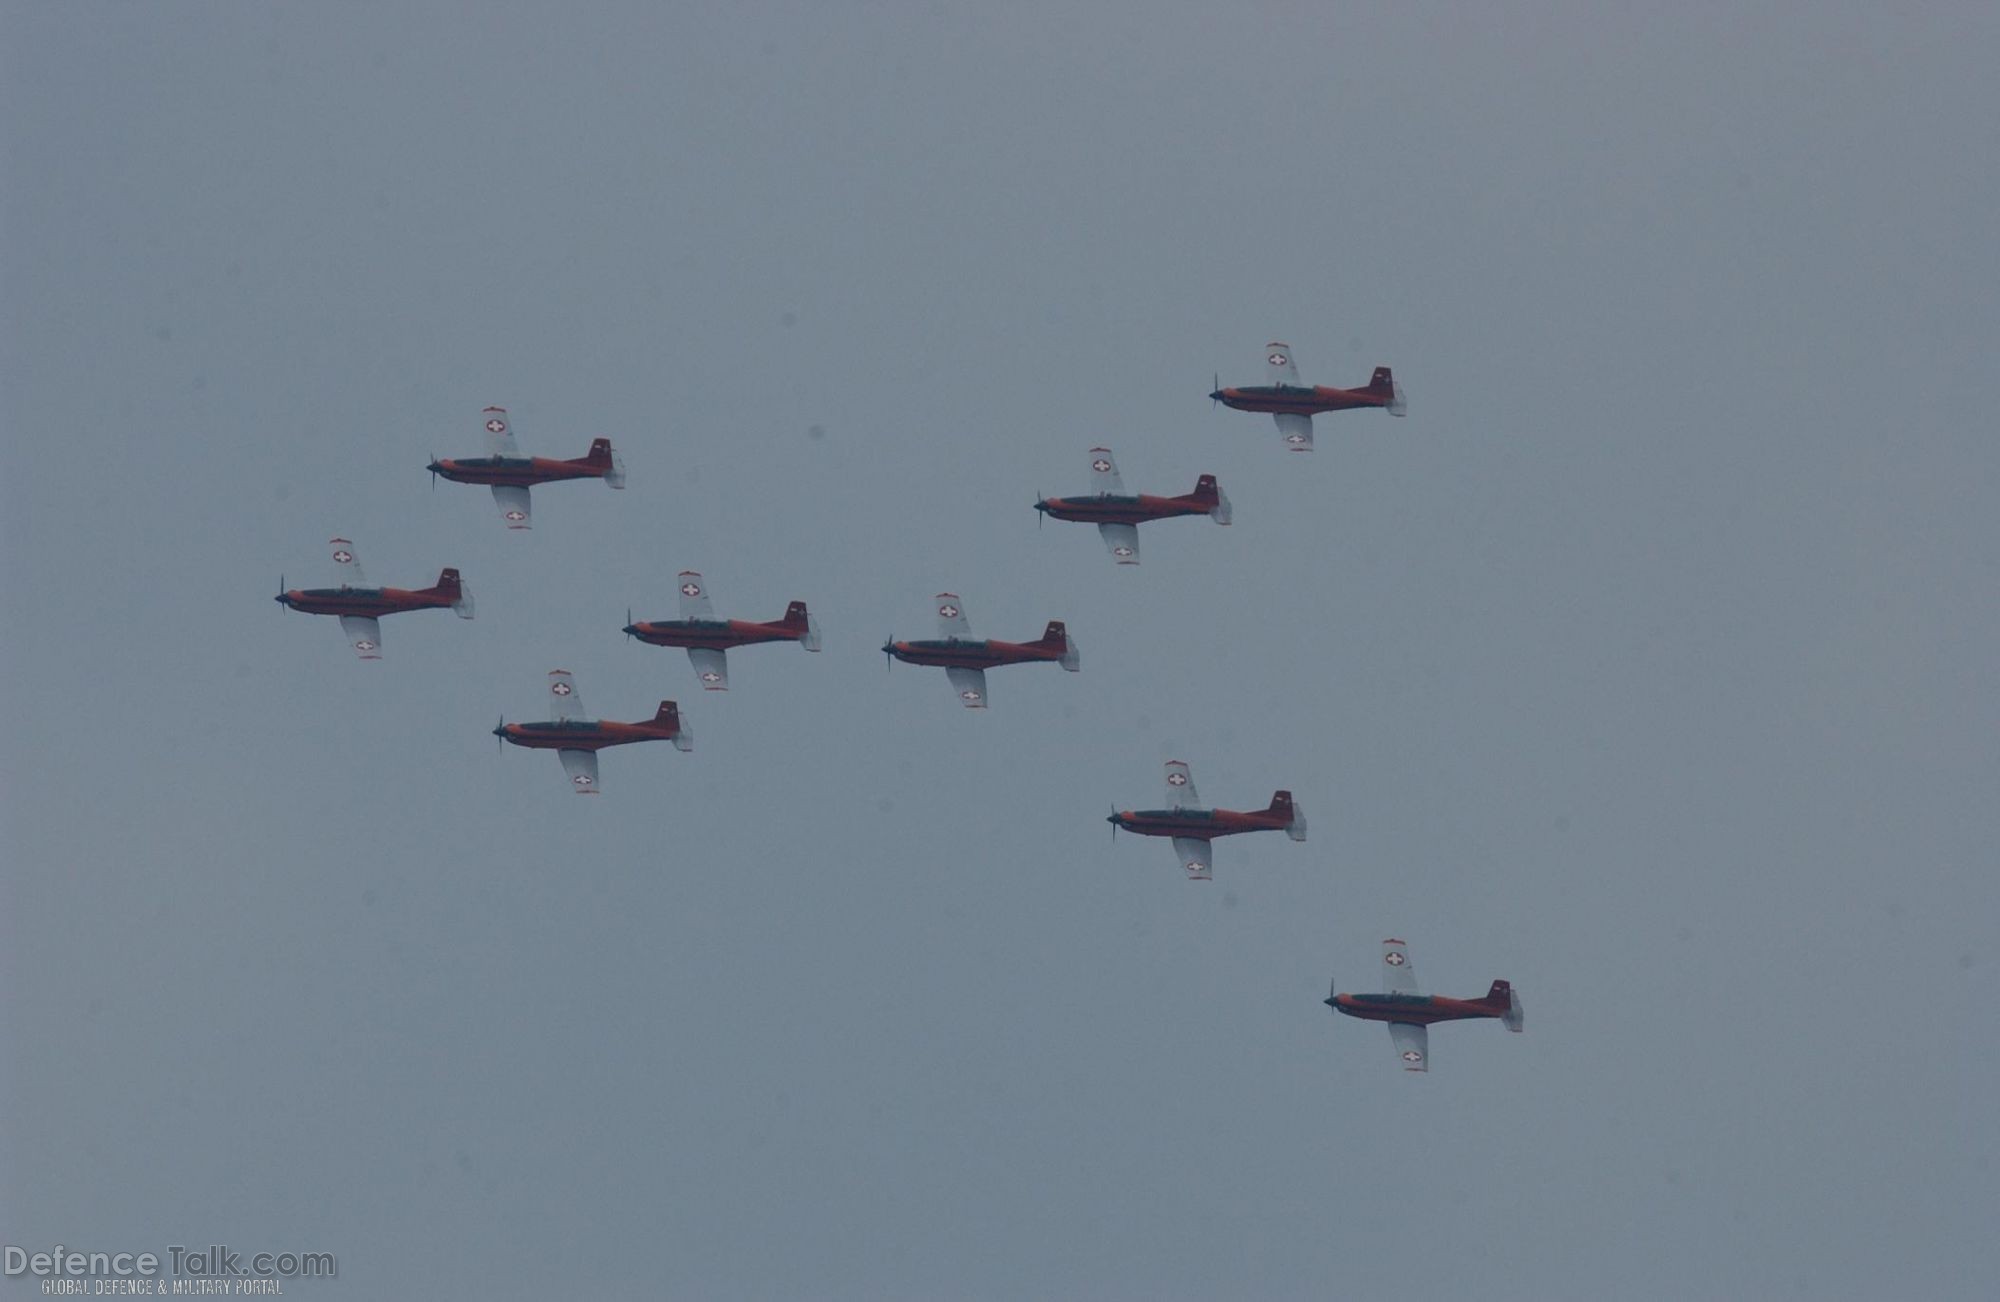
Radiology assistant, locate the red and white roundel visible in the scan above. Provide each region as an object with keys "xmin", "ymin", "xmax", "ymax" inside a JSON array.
[
  {"xmin": 1092, "ymin": 459, "xmax": 1113, "ymax": 473},
  {"xmin": 1167, "ymin": 772, "xmax": 1188, "ymax": 786},
  {"xmin": 938, "ymin": 604, "xmax": 959, "ymax": 619},
  {"xmin": 681, "ymin": 582, "xmax": 702, "ymax": 597},
  {"xmin": 504, "ymin": 509, "xmax": 526, "ymax": 521},
  {"xmin": 1268, "ymin": 351, "xmax": 1288, "ymax": 367},
  {"xmin": 960, "ymin": 689, "xmax": 981, "ymax": 702},
  {"xmin": 354, "ymin": 639, "xmax": 376, "ymax": 652},
  {"xmin": 550, "ymin": 680, "xmax": 573, "ymax": 696},
  {"xmin": 1186, "ymin": 861, "xmax": 1205, "ymax": 873},
  {"xmin": 572, "ymin": 773, "xmax": 593, "ymax": 787},
  {"xmin": 700, "ymin": 671, "xmax": 721, "ymax": 683},
  {"xmin": 1285, "ymin": 432, "xmax": 1307, "ymax": 445},
  {"xmin": 1113, "ymin": 546, "xmax": 1134, "ymax": 557},
  {"xmin": 1384, "ymin": 951, "xmax": 1406, "ymax": 966},
  {"xmin": 486, "ymin": 418, "xmax": 507, "ymax": 434},
  {"xmin": 332, "ymin": 550, "xmax": 353, "ymax": 565},
  {"xmin": 1401, "ymin": 1050, "xmax": 1422, "ymax": 1063}
]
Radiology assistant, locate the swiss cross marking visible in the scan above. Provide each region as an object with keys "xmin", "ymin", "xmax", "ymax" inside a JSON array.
[
  {"xmin": 551, "ymin": 681, "xmax": 573, "ymax": 696},
  {"xmin": 1384, "ymin": 951, "xmax": 1406, "ymax": 966}
]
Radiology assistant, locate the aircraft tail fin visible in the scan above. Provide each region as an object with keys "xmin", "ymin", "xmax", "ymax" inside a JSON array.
[
  {"xmin": 784, "ymin": 600, "xmax": 822, "ymax": 652},
  {"xmin": 435, "ymin": 568, "xmax": 475, "ymax": 619},
  {"xmin": 1487, "ymin": 979, "xmax": 1524, "ymax": 1031},
  {"xmin": 583, "ymin": 438, "xmax": 627, "ymax": 488},
  {"xmin": 1190, "ymin": 473, "xmax": 1232, "ymax": 525},
  {"xmin": 1041, "ymin": 620, "xmax": 1081, "ymax": 672},
  {"xmin": 653, "ymin": 700, "xmax": 694, "ymax": 751},
  {"xmin": 1269, "ymin": 790, "xmax": 1307, "ymax": 841},
  {"xmin": 1369, "ymin": 366, "xmax": 1408, "ymax": 417}
]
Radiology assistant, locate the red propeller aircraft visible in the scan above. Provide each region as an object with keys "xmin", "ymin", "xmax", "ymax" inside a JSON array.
[
  {"xmin": 428, "ymin": 406, "xmax": 625, "ymax": 529},
  {"xmin": 1108, "ymin": 760, "xmax": 1306, "ymax": 879},
  {"xmin": 274, "ymin": 537, "xmax": 473, "ymax": 659},
  {"xmin": 1325, "ymin": 939, "xmax": 1523, "ymax": 1072},
  {"xmin": 1210, "ymin": 341, "xmax": 1406, "ymax": 451},
  {"xmin": 882, "ymin": 594, "xmax": 1079, "ymax": 709},
  {"xmin": 1034, "ymin": 447, "xmax": 1230, "ymax": 565},
  {"xmin": 624, "ymin": 570, "xmax": 822, "ymax": 691},
  {"xmin": 493, "ymin": 670, "xmax": 692, "ymax": 793}
]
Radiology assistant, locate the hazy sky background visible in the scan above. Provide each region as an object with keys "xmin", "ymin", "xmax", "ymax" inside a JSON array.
[{"xmin": 5, "ymin": 4, "xmax": 1996, "ymax": 1298}]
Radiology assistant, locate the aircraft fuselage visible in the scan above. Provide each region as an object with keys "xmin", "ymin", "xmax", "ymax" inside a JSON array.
[
  {"xmin": 626, "ymin": 618, "xmax": 797, "ymax": 651},
  {"xmin": 1327, "ymin": 992, "xmax": 1505, "ymax": 1026},
  {"xmin": 886, "ymin": 638, "xmax": 1061, "ymax": 670},
  {"xmin": 496, "ymin": 719, "xmax": 675, "ymax": 753},
  {"xmin": 429, "ymin": 455, "xmax": 608, "ymax": 488},
  {"xmin": 276, "ymin": 586, "xmax": 452, "ymax": 618},
  {"xmin": 1035, "ymin": 493, "xmax": 1209, "ymax": 525},
  {"xmin": 1211, "ymin": 384, "xmax": 1391, "ymax": 417},
  {"xmin": 1109, "ymin": 806, "xmax": 1289, "ymax": 841}
]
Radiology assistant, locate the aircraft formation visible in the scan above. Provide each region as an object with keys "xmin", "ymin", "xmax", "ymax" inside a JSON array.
[{"xmin": 277, "ymin": 344, "xmax": 1521, "ymax": 1073}]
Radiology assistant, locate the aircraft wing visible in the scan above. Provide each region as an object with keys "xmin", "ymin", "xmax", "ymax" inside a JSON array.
[
  {"xmin": 687, "ymin": 646, "xmax": 729, "ymax": 690},
  {"xmin": 934, "ymin": 593, "xmax": 972, "ymax": 640},
  {"xmin": 1388, "ymin": 1021, "xmax": 1429, "ymax": 1072},
  {"xmin": 557, "ymin": 747, "xmax": 599, "ymax": 794},
  {"xmin": 1265, "ymin": 341, "xmax": 1302, "ymax": 387},
  {"xmin": 482, "ymin": 406, "xmax": 521, "ymax": 458},
  {"xmin": 1097, "ymin": 522, "xmax": 1140, "ymax": 565},
  {"xmin": 1274, "ymin": 412, "xmax": 1314, "ymax": 452},
  {"xmin": 328, "ymin": 537, "xmax": 367, "ymax": 587},
  {"xmin": 491, "ymin": 484, "xmax": 532, "ymax": 530},
  {"xmin": 1171, "ymin": 836, "xmax": 1212, "ymax": 881},
  {"xmin": 547, "ymin": 669, "xmax": 586, "ymax": 722},
  {"xmin": 1164, "ymin": 760, "xmax": 1198, "ymax": 809},
  {"xmin": 945, "ymin": 665, "xmax": 988, "ymax": 709},
  {"xmin": 677, "ymin": 571, "xmax": 716, "ymax": 620},
  {"xmin": 338, "ymin": 615, "xmax": 382, "ymax": 660},
  {"xmin": 1381, "ymin": 938, "xmax": 1420, "ymax": 995},
  {"xmin": 1088, "ymin": 446, "xmax": 1125, "ymax": 496}
]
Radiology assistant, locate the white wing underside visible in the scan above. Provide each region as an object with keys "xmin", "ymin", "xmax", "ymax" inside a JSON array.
[
  {"xmin": 1097, "ymin": 522, "xmax": 1140, "ymax": 565},
  {"xmin": 338, "ymin": 615, "xmax": 382, "ymax": 659},
  {"xmin": 1172, "ymin": 837, "xmax": 1212, "ymax": 881},
  {"xmin": 1274, "ymin": 412, "xmax": 1314, "ymax": 452},
  {"xmin": 547, "ymin": 670, "xmax": 586, "ymax": 722},
  {"xmin": 328, "ymin": 538, "xmax": 367, "ymax": 587},
  {"xmin": 945, "ymin": 665, "xmax": 988, "ymax": 709},
  {"xmin": 677, "ymin": 572, "xmax": 716, "ymax": 620},
  {"xmin": 1265, "ymin": 342, "xmax": 1303, "ymax": 387},
  {"xmin": 687, "ymin": 646, "xmax": 729, "ymax": 690},
  {"xmin": 934, "ymin": 594, "xmax": 972, "ymax": 640},
  {"xmin": 492, "ymin": 484, "xmax": 532, "ymax": 529},
  {"xmin": 482, "ymin": 407, "xmax": 522, "ymax": 458},
  {"xmin": 1382, "ymin": 939, "xmax": 1421, "ymax": 995},
  {"xmin": 1088, "ymin": 447, "xmax": 1125, "ymax": 496},
  {"xmin": 1164, "ymin": 761, "xmax": 1198, "ymax": 809},
  {"xmin": 558, "ymin": 748, "xmax": 599, "ymax": 793},
  {"xmin": 1388, "ymin": 1021, "xmax": 1429, "ymax": 1072}
]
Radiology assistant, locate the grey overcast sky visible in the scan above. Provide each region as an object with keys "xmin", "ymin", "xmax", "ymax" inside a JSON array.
[{"xmin": 5, "ymin": 4, "xmax": 1997, "ymax": 1298}]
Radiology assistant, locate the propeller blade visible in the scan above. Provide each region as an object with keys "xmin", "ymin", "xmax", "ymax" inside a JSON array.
[
  {"xmin": 495, "ymin": 714, "xmax": 505, "ymax": 753},
  {"xmin": 625, "ymin": 606, "xmax": 633, "ymax": 641}
]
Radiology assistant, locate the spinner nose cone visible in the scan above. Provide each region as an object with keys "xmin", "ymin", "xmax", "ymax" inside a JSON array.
[
  {"xmin": 1208, "ymin": 388, "xmax": 1226, "ymax": 402},
  {"xmin": 880, "ymin": 640, "xmax": 896, "ymax": 655}
]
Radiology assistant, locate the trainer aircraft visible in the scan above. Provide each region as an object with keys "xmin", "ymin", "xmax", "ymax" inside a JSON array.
[
  {"xmin": 1210, "ymin": 342, "xmax": 1406, "ymax": 451},
  {"xmin": 1034, "ymin": 447, "xmax": 1230, "ymax": 565},
  {"xmin": 1108, "ymin": 760, "xmax": 1306, "ymax": 880},
  {"xmin": 493, "ymin": 670, "xmax": 692, "ymax": 793},
  {"xmin": 1324, "ymin": 939, "xmax": 1523, "ymax": 1072},
  {"xmin": 428, "ymin": 406, "xmax": 625, "ymax": 529},
  {"xmin": 275, "ymin": 537, "xmax": 473, "ymax": 659},
  {"xmin": 624, "ymin": 571, "xmax": 821, "ymax": 691},
  {"xmin": 883, "ymin": 594, "xmax": 1079, "ymax": 709}
]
